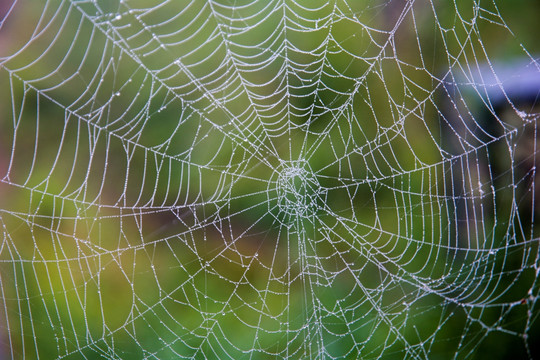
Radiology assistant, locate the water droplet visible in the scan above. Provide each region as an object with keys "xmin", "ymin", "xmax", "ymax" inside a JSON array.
[{"xmin": 516, "ymin": 110, "xmax": 527, "ymax": 119}]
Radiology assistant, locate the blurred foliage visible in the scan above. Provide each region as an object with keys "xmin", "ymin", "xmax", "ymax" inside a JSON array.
[{"xmin": 0, "ymin": 0, "xmax": 540, "ymax": 359}]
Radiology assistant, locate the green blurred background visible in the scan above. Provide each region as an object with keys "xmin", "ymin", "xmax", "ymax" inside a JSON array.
[{"xmin": 1, "ymin": 0, "xmax": 540, "ymax": 359}]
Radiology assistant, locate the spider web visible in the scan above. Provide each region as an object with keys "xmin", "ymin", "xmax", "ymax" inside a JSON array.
[{"xmin": 0, "ymin": 0, "xmax": 539, "ymax": 358}]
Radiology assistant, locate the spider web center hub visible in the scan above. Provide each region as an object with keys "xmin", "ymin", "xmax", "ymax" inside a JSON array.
[{"xmin": 268, "ymin": 161, "xmax": 325, "ymax": 225}]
